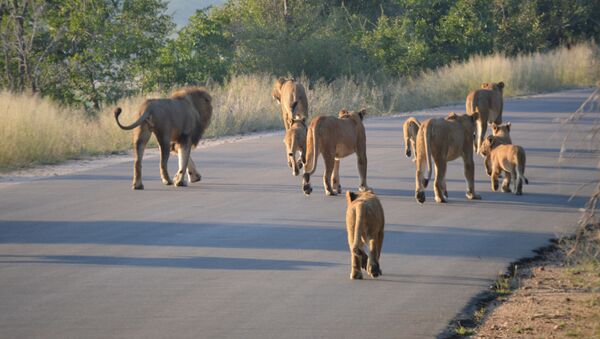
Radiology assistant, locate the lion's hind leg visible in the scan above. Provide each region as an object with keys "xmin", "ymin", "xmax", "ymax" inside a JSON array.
[
  {"xmin": 433, "ymin": 158, "xmax": 447, "ymax": 203},
  {"xmin": 174, "ymin": 140, "xmax": 192, "ymax": 187},
  {"xmin": 132, "ymin": 128, "xmax": 152, "ymax": 190},
  {"xmin": 322, "ymin": 152, "xmax": 337, "ymax": 196},
  {"xmin": 347, "ymin": 227, "xmax": 364, "ymax": 280},
  {"xmin": 158, "ymin": 138, "xmax": 173, "ymax": 186},
  {"xmin": 501, "ymin": 171, "xmax": 512, "ymax": 193},
  {"xmin": 331, "ymin": 159, "xmax": 342, "ymax": 194},
  {"xmin": 366, "ymin": 237, "xmax": 382, "ymax": 278},
  {"xmin": 187, "ymin": 157, "xmax": 202, "ymax": 183}
]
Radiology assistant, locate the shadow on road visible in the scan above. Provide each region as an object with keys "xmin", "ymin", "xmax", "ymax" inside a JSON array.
[
  {"xmin": 0, "ymin": 220, "xmax": 553, "ymax": 261},
  {"xmin": 0, "ymin": 254, "xmax": 334, "ymax": 271}
]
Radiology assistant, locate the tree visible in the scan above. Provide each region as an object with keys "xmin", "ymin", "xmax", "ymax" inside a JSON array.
[
  {"xmin": 0, "ymin": 0, "xmax": 61, "ymax": 92},
  {"xmin": 41, "ymin": 0, "xmax": 173, "ymax": 109},
  {"xmin": 143, "ymin": 9, "xmax": 233, "ymax": 90}
]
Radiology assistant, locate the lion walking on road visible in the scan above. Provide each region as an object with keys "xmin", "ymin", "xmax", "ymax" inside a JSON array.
[{"xmin": 114, "ymin": 87, "xmax": 212, "ymax": 190}]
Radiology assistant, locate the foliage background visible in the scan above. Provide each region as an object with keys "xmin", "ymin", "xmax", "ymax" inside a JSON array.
[
  {"xmin": 2, "ymin": 0, "xmax": 598, "ymax": 109},
  {"xmin": 0, "ymin": 0, "xmax": 598, "ymax": 170}
]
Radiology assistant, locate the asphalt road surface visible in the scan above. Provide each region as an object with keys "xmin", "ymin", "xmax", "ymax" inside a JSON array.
[{"xmin": 0, "ymin": 89, "xmax": 597, "ymax": 339}]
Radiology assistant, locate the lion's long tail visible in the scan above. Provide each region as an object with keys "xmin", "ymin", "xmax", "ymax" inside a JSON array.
[
  {"xmin": 352, "ymin": 203, "xmax": 366, "ymax": 258},
  {"xmin": 114, "ymin": 107, "xmax": 151, "ymax": 130},
  {"xmin": 423, "ymin": 122, "xmax": 433, "ymax": 188},
  {"xmin": 403, "ymin": 117, "xmax": 420, "ymax": 158},
  {"xmin": 303, "ymin": 121, "xmax": 319, "ymax": 175},
  {"xmin": 515, "ymin": 147, "xmax": 529, "ymax": 187}
]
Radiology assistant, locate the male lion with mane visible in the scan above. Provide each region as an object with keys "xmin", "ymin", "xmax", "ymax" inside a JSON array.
[
  {"xmin": 302, "ymin": 109, "xmax": 369, "ymax": 196},
  {"xmin": 114, "ymin": 87, "xmax": 212, "ymax": 190}
]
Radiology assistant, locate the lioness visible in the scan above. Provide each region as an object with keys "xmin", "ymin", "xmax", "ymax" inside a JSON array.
[
  {"xmin": 403, "ymin": 117, "xmax": 420, "ymax": 161},
  {"xmin": 345, "ymin": 190, "xmax": 384, "ymax": 280},
  {"xmin": 415, "ymin": 112, "xmax": 482, "ymax": 203},
  {"xmin": 480, "ymin": 135, "xmax": 529, "ymax": 195},
  {"xmin": 466, "ymin": 81, "xmax": 505, "ymax": 154},
  {"xmin": 302, "ymin": 109, "xmax": 368, "ymax": 196},
  {"xmin": 491, "ymin": 122, "xmax": 512, "ymax": 145},
  {"xmin": 272, "ymin": 77, "xmax": 309, "ymax": 131},
  {"xmin": 114, "ymin": 87, "xmax": 212, "ymax": 190},
  {"xmin": 283, "ymin": 116, "xmax": 307, "ymax": 176}
]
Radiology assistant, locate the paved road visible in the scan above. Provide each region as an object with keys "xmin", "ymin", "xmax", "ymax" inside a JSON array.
[{"xmin": 0, "ymin": 89, "xmax": 597, "ymax": 339}]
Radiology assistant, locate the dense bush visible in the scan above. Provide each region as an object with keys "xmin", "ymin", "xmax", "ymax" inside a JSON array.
[{"xmin": 0, "ymin": 0, "xmax": 598, "ymax": 109}]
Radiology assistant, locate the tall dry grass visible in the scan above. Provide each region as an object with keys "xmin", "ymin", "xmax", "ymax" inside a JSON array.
[
  {"xmin": 0, "ymin": 92, "xmax": 132, "ymax": 170},
  {"xmin": 0, "ymin": 43, "xmax": 598, "ymax": 171}
]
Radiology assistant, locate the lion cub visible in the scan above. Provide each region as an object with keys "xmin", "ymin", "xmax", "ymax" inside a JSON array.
[
  {"xmin": 283, "ymin": 116, "xmax": 307, "ymax": 176},
  {"xmin": 491, "ymin": 122, "xmax": 512, "ymax": 145},
  {"xmin": 345, "ymin": 190, "xmax": 384, "ymax": 280},
  {"xmin": 403, "ymin": 117, "xmax": 420, "ymax": 161},
  {"xmin": 480, "ymin": 135, "xmax": 529, "ymax": 195}
]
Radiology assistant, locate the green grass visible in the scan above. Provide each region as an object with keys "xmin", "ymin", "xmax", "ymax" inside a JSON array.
[
  {"xmin": 454, "ymin": 324, "xmax": 476, "ymax": 336},
  {"xmin": 1, "ymin": 42, "xmax": 598, "ymax": 171}
]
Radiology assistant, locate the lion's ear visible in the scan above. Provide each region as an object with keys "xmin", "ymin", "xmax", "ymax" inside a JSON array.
[
  {"xmin": 447, "ymin": 112, "xmax": 457, "ymax": 120},
  {"xmin": 492, "ymin": 123, "xmax": 498, "ymax": 132},
  {"xmin": 498, "ymin": 81, "xmax": 505, "ymax": 89},
  {"xmin": 358, "ymin": 109, "xmax": 366, "ymax": 120},
  {"xmin": 338, "ymin": 109, "xmax": 349, "ymax": 118},
  {"xmin": 481, "ymin": 82, "xmax": 488, "ymax": 88},
  {"xmin": 346, "ymin": 191, "xmax": 358, "ymax": 204}
]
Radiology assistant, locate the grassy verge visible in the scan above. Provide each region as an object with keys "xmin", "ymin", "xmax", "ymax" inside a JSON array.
[{"xmin": 0, "ymin": 42, "xmax": 598, "ymax": 171}]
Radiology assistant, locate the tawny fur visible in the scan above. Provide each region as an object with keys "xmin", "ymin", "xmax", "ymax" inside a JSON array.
[
  {"xmin": 283, "ymin": 117, "xmax": 307, "ymax": 176},
  {"xmin": 490, "ymin": 122, "xmax": 512, "ymax": 145},
  {"xmin": 114, "ymin": 87, "xmax": 212, "ymax": 190},
  {"xmin": 403, "ymin": 117, "xmax": 420, "ymax": 161},
  {"xmin": 345, "ymin": 190, "xmax": 385, "ymax": 280},
  {"xmin": 302, "ymin": 109, "xmax": 368, "ymax": 196},
  {"xmin": 466, "ymin": 81, "xmax": 505, "ymax": 154},
  {"xmin": 480, "ymin": 136, "xmax": 529, "ymax": 195},
  {"xmin": 272, "ymin": 77, "xmax": 309, "ymax": 131},
  {"xmin": 415, "ymin": 112, "xmax": 482, "ymax": 203}
]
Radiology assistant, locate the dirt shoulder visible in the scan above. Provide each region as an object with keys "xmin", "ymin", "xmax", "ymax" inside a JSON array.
[{"xmin": 447, "ymin": 234, "xmax": 600, "ymax": 338}]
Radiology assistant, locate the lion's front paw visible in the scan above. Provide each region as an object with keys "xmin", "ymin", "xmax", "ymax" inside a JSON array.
[
  {"xmin": 188, "ymin": 172, "xmax": 201, "ymax": 183},
  {"xmin": 466, "ymin": 192, "xmax": 481, "ymax": 200},
  {"xmin": 174, "ymin": 172, "xmax": 187, "ymax": 187},
  {"xmin": 415, "ymin": 191, "xmax": 426, "ymax": 204},
  {"xmin": 350, "ymin": 271, "xmax": 363, "ymax": 280},
  {"xmin": 325, "ymin": 189, "xmax": 337, "ymax": 196},
  {"xmin": 367, "ymin": 263, "xmax": 382, "ymax": 278}
]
